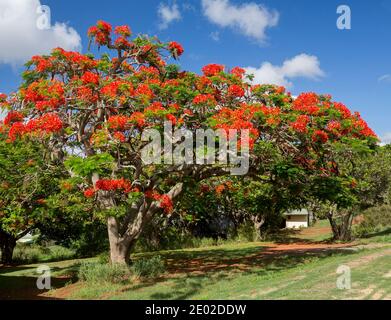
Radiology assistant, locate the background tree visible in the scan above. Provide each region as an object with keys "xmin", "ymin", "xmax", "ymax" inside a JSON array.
[
  {"xmin": 310, "ymin": 142, "xmax": 390, "ymax": 240},
  {"xmin": 0, "ymin": 136, "xmax": 64, "ymax": 264}
]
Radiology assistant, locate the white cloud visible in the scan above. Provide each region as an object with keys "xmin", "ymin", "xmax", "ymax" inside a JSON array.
[
  {"xmin": 158, "ymin": 3, "xmax": 181, "ymax": 30},
  {"xmin": 380, "ymin": 132, "xmax": 391, "ymax": 146},
  {"xmin": 245, "ymin": 54, "xmax": 325, "ymax": 88},
  {"xmin": 0, "ymin": 0, "xmax": 81, "ymax": 65},
  {"xmin": 378, "ymin": 74, "xmax": 391, "ymax": 83},
  {"xmin": 210, "ymin": 31, "xmax": 220, "ymax": 41},
  {"xmin": 201, "ymin": 0, "xmax": 279, "ymax": 43}
]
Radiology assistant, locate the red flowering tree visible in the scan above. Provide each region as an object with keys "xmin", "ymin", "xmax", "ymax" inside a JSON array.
[{"xmin": 0, "ymin": 21, "xmax": 377, "ymax": 264}]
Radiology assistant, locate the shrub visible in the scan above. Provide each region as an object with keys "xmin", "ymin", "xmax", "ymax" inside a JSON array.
[
  {"xmin": 236, "ymin": 221, "xmax": 257, "ymax": 242},
  {"xmin": 353, "ymin": 205, "xmax": 391, "ymax": 237},
  {"xmin": 78, "ymin": 261, "xmax": 131, "ymax": 284},
  {"xmin": 131, "ymin": 255, "xmax": 166, "ymax": 279},
  {"xmin": 48, "ymin": 245, "xmax": 76, "ymax": 261},
  {"xmin": 97, "ymin": 251, "xmax": 110, "ymax": 264},
  {"xmin": 13, "ymin": 244, "xmax": 43, "ymax": 264}
]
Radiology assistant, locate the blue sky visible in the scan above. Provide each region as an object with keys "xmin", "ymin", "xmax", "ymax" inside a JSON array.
[{"xmin": 0, "ymin": 0, "xmax": 390, "ymax": 142}]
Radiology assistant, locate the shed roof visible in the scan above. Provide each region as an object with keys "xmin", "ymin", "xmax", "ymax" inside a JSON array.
[{"xmin": 284, "ymin": 209, "xmax": 309, "ymax": 216}]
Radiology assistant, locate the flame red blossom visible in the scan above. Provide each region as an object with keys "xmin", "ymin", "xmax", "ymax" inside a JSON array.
[
  {"xmin": 202, "ymin": 64, "xmax": 224, "ymax": 77},
  {"xmin": 24, "ymin": 80, "xmax": 65, "ymax": 111},
  {"xmin": 228, "ymin": 85, "xmax": 245, "ymax": 97},
  {"xmin": 312, "ymin": 130, "xmax": 329, "ymax": 143},
  {"xmin": 193, "ymin": 94, "xmax": 216, "ymax": 105},
  {"xmin": 290, "ymin": 115, "xmax": 310, "ymax": 133},
  {"xmin": 327, "ymin": 120, "xmax": 341, "ymax": 132},
  {"xmin": 129, "ymin": 112, "xmax": 146, "ymax": 127},
  {"xmin": 107, "ymin": 115, "xmax": 129, "ymax": 130},
  {"xmin": 114, "ymin": 25, "xmax": 131, "ymax": 37},
  {"xmin": 166, "ymin": 114, "xmax": 177, "ymax": 125},
  {"xmin": 293, "ymin": 93, "xmax": 320, "ymax": 115},
  {"xmin": 31, "ymin": 56, "xmax": 54, "ymax": 72},
  {"xmin": 4, "ymin": 111, "xmax": 24, "ymax": 126},
  {"xmin": 145, "ymin": 191, "xmax": 173, "ymax": 213},
  {"xmin": 168, "ymin": 41, "xmax": 184, "ymax": 56},
  {"xmin": 134, "ymin": 84, "xmax": 154, "ymax": 99},
  {"xmin": 113, "ymin": 131, "xmax": 126, "ymax": 142},
  {"xmin": 95, "ymin": 178, "xmax": 132, "ymax": 193},
  {"xmin": 84, "ymin": 188, "xmax": 96, "ymax": 198},
  {"xmin": 77, "ymin": 86, "xmax": 98, "ymax": 103},
  {"xmin": 8, "ymin": 122, "xmax": 26, "ymax": 141},
  {"xmin": 7, "ymin": 113, "xmax": 63, "ymax": 141},
  {"xmin": 333, "ymin": 102, "xmax": 351, "ymax": 119},
  {"xmin": 230, "ymin": 67, "xmax": 246, "ymax": 78},
  {"xmin": 81, "ymin": 71, "xmax": 100, "ymax": 85}
]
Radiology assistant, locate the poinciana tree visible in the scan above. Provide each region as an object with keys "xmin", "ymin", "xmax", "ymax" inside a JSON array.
[{"xmin": 0, "ymin": 21, "xmax": 378, "ymax": 264}]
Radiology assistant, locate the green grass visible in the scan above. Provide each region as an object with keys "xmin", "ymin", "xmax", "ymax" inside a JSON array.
[{"xmin": 1, "ymin": 222, "xmax": 390, "ymax": 300}]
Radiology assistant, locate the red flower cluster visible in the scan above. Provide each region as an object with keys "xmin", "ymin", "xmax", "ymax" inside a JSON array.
[
  {"xmin": 31, "ymin": 55, "xmax": 54, "ymax": 73},
  {"xmin": 129, "ymin": 112, "xmax": 146, "ymax": 127},
  {"xmin": 312, "ymin": 130, "xmax": 329, "ymax": 143},
  {"xmin": 84, "ymin": 188, "xmax": 96, "ymax": 198},
  {"xmin": 113, "ymin": 131, "xmax": 126, "ymax": 142},
  {"xmin": 212, "ymin": 104, "xmax": 262, "ymax": 149},
  {"xmin": 293, "ymin": 93, "xmax": 320, "ymax": 115},
  {"xmin": 166, "ymin": 114, "xmax": 177, "ymax": 125},
  {"xmin": 95, "ymin": 178, "xmax": 132, "ymax": 193},
  {"xmin": 88, "ymin": 20, "xmax": 112, "ymax": 46},
  {"xmin": 168, "ymin": 41, "xmax": 184, "ymax": 57},
  {"xmin": 4, "ymin": 111, "xmax": 24, "ymax": 126},
  {"xmin": 202, "ymin": 64, "xmax": 224, "ymax": 77},
  {"xmin": 290, "ymin": 115, "xmax": 310, "ymax": 133},
  {"xmin": 353, "ymin": 115, "xmax": 377, "ymax": 138},
  {"xmin": 24, "ymin": 80, "xmax": 65, "ymax": 111},
  {"xmin": 7, "ymin": 113, "xmax": 63, "ymax": 141},
  {"xmin": 193, "ymin": 93, "xmax": 216, "ymax": 105},
  {"xmin": 145, "ymin": 190, "xmax": 173, "ymax": 213},
  {"xmin": 333, "ymin": 102, "xmax": 351, "ymax": 119},
  {"xmin": 107, "ymin": 115, "xmax": 129, "ymax": 130},
  {"xmin": 228, "ymin": 85, "xmax": 245, "ymax": 97},
  {"xmin": 230, "ymin": 67, "xmax": 246, "ymax": 79},
  {"xmin": 101, "ymin": 80, "xmax": 134, "ymax": 99},
  {"xmin": 327, "ymin": 120, "xmax": 341, "ymax": 132},
  {"xmin": 134, "ymin": 84, "xmax": 154, "ymax": 99},
  {"xmin": 114, "ymin": 25, "xmax": 131, "ymax": 37},
  {"xmin": 81, "ymin": 71, "xmax": 100, "ymax": 85}
]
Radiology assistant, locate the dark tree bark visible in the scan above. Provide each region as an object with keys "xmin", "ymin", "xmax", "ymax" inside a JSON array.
[
  {"xmin": 328, "ymin": 210, "xmax": 354, "ymax": 241},
  {"xmin": 251, "ymin": 215, "xmax": 265, "ymax": 241},
  {"xmin": 106, "ymin": 182, "xmax": 184, "ymax": 265},
  {"xmin": 0, "ymin": 230, "xmax": 17, "ymax": 265}
]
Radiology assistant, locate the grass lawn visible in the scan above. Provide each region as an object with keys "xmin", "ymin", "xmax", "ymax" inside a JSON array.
[{"xmin": 0, "ymin": 222, "xmax": 390, "ymax": 300}]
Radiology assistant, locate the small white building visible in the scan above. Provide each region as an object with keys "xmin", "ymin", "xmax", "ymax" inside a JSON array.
[{"xmin": 284, "ymin": 209, "xmax": 310, "ymax": 229}]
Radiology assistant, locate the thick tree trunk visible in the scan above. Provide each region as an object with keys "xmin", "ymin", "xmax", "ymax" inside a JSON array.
[
  {"xmin": 105, "ymin": 182, "xmax": 184, "ymax": 265},
  {"xmin": 0, "ymin": 231, "xmax": 17, "ymax": 265},
  {"xmin": 251, "ymin": 215, "xmax": 265, "ymax": 241},
  {"xmin": 328, "ymin": 211, "xmax": 354, "ymax": 241},
  {"xmin": 107, "ymin": 217, "xmax": 135, "ymax": 265}
]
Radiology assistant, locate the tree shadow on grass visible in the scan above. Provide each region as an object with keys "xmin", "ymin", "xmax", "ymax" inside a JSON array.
[
  {"xmin": 120, "ymin": 244, "xmax": 358, "ymax": 300},
  {"xmin": 360, "ymin": 227, "xmax": 391, "ymax": 239},
  {"xmin": 0, "ymin": 264, "xmax": 79, "ymax": 300}
]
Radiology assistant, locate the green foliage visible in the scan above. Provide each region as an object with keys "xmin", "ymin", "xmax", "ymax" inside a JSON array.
[
  {"xmin": 64, "ymin": 153, "xmax": 115, "ymax": 177},
  {"xmin": 12, "ymin": 245, "xmax": 43, "ymax": 264},
  {"xmin": 353, "ymin": 205, "xmax": 391, "ymax": 237},
  {"xmin": 131, "ymin": 255, "xmax": 166, "ymax": 278},
  {"xmin": 78, "ymin": 261, "xmax": 132, "ymax": 284},
  {"xmin": 236, "ymin": 221, "xmax": 258, "ymax": 242},
  {"xmin": 12, "ymin": 244, "xmax": 76, "ymax": 264}
]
